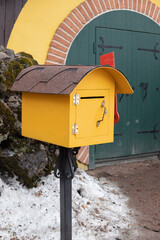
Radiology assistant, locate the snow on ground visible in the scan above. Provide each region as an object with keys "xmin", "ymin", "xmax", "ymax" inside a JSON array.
[{"xmin": 0, "ymin": 169, "xmax": 138, "ymax": 240}]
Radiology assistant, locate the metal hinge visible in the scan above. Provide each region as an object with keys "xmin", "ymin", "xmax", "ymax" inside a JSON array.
[
  {"xmin": 73, "ymin": 94, "xmax": 79, "ymax": 105},
  {"xmin": 72, "ymin": 124, "xmax": 78, "ymax": 135}
]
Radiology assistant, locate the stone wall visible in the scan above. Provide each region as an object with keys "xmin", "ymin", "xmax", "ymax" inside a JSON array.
[{"xmin": 0, "ymin": 46, "xmax": 57, "ymax": 188}]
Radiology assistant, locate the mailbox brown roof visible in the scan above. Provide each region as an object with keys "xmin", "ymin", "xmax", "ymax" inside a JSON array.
[
  {"xmin": 11, "ymin": 65, "xmax": 133, "ymax": 95},
  {"xmin": 11, "ymin": 65, "xmax": 99, "ymax": 94}
]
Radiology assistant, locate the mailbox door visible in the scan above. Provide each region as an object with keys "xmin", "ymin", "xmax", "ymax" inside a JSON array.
[{"xmin": 75, "ymin": 89, "xmax": 110, "ymax": 139}]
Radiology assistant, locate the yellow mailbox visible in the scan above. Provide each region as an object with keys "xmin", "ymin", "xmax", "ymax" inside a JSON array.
[{"xmin": 11, "ymin": 65, "xmax": 133, "ymax": 148}]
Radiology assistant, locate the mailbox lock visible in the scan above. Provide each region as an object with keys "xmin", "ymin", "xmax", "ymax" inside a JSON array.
[{"xmin": 96, "ymin": 100, "xmax": 108, "ymax": 127}]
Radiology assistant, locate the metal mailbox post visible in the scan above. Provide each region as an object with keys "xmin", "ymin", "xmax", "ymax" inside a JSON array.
[{"xmin": 11, "ymin": 65, "xmax": 133, "ymax": 240}]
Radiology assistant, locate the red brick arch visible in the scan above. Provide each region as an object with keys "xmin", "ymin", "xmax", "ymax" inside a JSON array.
[
  {"xmin": 45, "ymin": 0, "xmax": 160, "ymax": 65},
  {"xmin": 45, "ymin": 0, "xmax": 160, "ymax": 166}
]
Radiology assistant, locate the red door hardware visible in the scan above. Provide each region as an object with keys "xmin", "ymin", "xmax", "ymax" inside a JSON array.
[{"xmin": 100, "ymin": 52, "xmax": 120, "ymax": 124}]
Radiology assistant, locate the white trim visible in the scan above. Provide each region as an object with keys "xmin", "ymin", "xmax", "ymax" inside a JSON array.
[
  {"xmin": 70, "ymin": 11, "xmax": 83, "ymax": 27},
  {"xmin": 132, "ymin": 0, "xmax": 134, "ymax": 10},
  {"xmin": 101, "ymin": 0, "xmax": 107, "ymax": 11},
  {"xmin": 140, "ymin": 0, "xmax": 143, "ymax": 12},
  {"xmin": 71, "ymin": 12, "xmax": 84, "ymax": 26},
  {"xmin": 98, "ymin": 0, "xmax": 103, "ymax": 12},
  {"xmin": 48, "ymin": 52, "xmax": 65, "ymax": 60},
  {"xmin": 148, "ymin": 2, "xmax": 152, "ymax": 16},
  {"xmin": 117, "ymin": 0, "xmax": 120, "ymax": 9},
  {"xmin": 144, "ymin": 0, "xmax": 148, "ymax": 15},
  {"xmin": 54, "ymin": 33, "xmax": 70, "ymax": 44},
  {"xmin": 122, "ymin": 0, "xmax": 125, "ymax": 9},
  {"xmin": 46, "ymin": 60, "xmax": 61, "ymax": 65},
  {"xmin": 112, "ymin": 0, "xmax": 116, "ymax": 9},
  {"xmin": 136, "ymin": 0, "xmax": 139, "ymax": 11},
  {"xmin": 83, "ymin": 153, "xmax": 89, "ymax": 164},
  {"xmin": 76, "ymin": 7, "xmax": 87, "ymax": 22},
  {"xmin": 66, "ymin": 16, "xmax": 80, "ymax": 30},
  {"xmin": 52, "ymin": 40, "xmax": 68, "ymax": 49},
  {"xmin": 58, "ymin": 27, "xmax": 74, "ymax": 40},
  {"xmin": 77, "ymin": 146, "xmax": 88, "ymax": 160},
  {"xmin": 63, "ymin": 21, "xmax": 77, "ymax": 34},
  {"xmin": 81, "ymin": 3, "xmax": 91, "ymax": 19},
  {"xmin": 156, "ymin": 9, "xmax": 160, "ymax": 22},
  {"xmin": 92, "ymin": 0, "xmax": 99, "ymax": 14},
  {"xmin": 103, "ymin": 0, "xmax": 108, "ymax": 10},
  {"xmin": 152, "ymin": 4, "xmax": 157, "ymax": 19},
  {"xmin": 50, "ymin": 46, "xmax": 67, "ymax": 55},
  {"xmin": 128, "ymin": 0, "xmax": 130, "ymax": 9},
  {"xmin": 86, "ymin": 0, "xmax": 94, "ymax": 16},
  {"xmin": 108, "ymin": 0, "xmax": 112, "ymax": 9}
]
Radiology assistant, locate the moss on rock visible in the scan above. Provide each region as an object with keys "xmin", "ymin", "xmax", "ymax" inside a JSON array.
[
  {"xmin": 0, "ymin": 75, "xmax": 4, "ymax": 83},
  {"xmin": 0, "ymin": 155, "xmax": 41, "ymax": 188},
  {"xmin": 0, "ymin": 101, "xmax": 15, "ymax": 136},
  {"xmin": 9, "ymin": 136, "xmax": 40, "ymax": 154},
  {"xmin": 18, "ymin": 52, "xmax": 38, "ymax": 65},
  {"xmin": 0, "ymin": 47, "xmax": 57, "ymax": 188},
  {"xmin": 3, "ymin": 61, "xmax": 24, "ymax": 89},
  {"xmin": 18, "ymin": 57, "xmax": 34, "ymax": 68}
]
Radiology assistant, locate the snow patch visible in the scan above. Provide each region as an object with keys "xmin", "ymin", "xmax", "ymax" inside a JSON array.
[{"xmin": 0, "ymin": 169, "xmax": 138, "ymax": 240}]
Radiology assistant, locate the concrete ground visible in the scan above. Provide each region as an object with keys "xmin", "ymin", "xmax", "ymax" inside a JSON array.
[{"xmin": 88, "ymin": 159, "xmax": 160, "ymax": 240}]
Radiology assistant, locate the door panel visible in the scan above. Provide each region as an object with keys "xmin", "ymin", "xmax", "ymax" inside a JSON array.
[
  {"xmin": 66, "ymin": 11, "xmax": 160, "ymax": 166},
  {"xmin": 95, "ymin": 27, "xmax": 160, "ymax": 159},
  {"xmin": 76, "ymin": 90, "xmax": 110, "ymax": 139}
]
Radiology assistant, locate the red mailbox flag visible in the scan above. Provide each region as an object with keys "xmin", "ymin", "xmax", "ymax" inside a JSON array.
[{"xmin": 100, "ymin": 52, "xmax": 120, "ymax": 124}]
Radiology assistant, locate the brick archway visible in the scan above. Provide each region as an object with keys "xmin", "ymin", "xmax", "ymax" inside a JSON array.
[
  {"xmin": 45, "ymin": 0, "xmax": 160, "ymax": 167},
  {"xmin": 45, "ymin": 0, "xmax": 160, "ymax": 65}
]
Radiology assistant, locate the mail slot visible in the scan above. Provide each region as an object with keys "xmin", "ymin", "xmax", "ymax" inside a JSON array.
[{"xmin": 11, "ymin": 65, "xmax": 133, "ymax": 148}]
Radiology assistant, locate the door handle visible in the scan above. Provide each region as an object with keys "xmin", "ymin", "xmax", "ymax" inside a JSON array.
[{"xmin": 96, "ymin": 100, "xmax": 108, "ymax": 127}]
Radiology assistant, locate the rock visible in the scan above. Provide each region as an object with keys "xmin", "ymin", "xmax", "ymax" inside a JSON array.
[
  {"xmin": 1, "ymin": 149, "xmax": 15, "ymax": 157},
  {"xmin": 0, "ymin": 132, "xmax": 9, "ymax": 144},
  {"xmin": 8, "ymin": 95, "xmax": 21, "ymax": 108},
  {"xmin": 0, "ymin": 46, "xmax": 57, "ymax": 188},
  {"xmin": 0, "ymin": 52, "xmax": 10, "ymax": 61},
  {"xmin": 14, "ymin": 119, "xmax": 21, "ymax": 134},
  {"xmin": 5, "ymin": 49, "xmax": 15, "ymax": 60},
  {"xmin": 0, "ymin": 61, "xmax": 8, "ymax": 71},
  {"xmin": 2, "ymin": 60, "xmax": 24, "ymax": 89},
  {"xmin": 19, "ymin": 150, "xmax": 48, "ymax": 178},
  {"xmin": 0, "ymin": 83, "xmax": 7, "ymax": 92},
  {"xmin": 0, "ymin": 142, "xmax": 56, "ymax": 188},
  {"xmin": 0, "ymin": 101, "xmax": 16, "ymax": 139},
  {"xmin": 40, "ymin": 144, "xmax": 45, "ymax": 151},
  {"xmin": 0, "ymin": 45, "xmax": 5, "ymax": 51}
]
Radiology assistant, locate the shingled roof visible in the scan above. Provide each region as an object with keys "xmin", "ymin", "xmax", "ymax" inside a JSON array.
[
  {"xmin": 11, "ymin": 65, "xmax": 100, "ymax": 94},
  {"xmin": 11, "ymin": 65, "xmax": 133, "ymax": 95}
]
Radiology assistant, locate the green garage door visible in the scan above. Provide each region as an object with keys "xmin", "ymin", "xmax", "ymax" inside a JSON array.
[
  {"xmin": 95, "ymin": 27, "xmax": 160, "ymax": 160},
  {"xmin": 66, "ymin": 11, "xmax": 160, "ymax": 168}
]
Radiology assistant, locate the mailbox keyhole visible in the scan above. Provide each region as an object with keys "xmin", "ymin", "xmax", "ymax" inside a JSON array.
[{"xmin": 96, "ymin": 100, "xmax": 108, "ymax": 127}]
